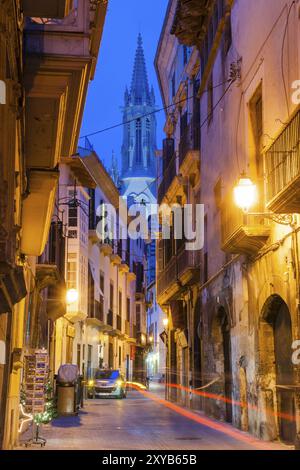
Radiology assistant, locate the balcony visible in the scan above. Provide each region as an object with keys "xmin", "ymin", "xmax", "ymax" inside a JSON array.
[
  {"xmin": 125, "ymin": 320, "xmax": 130, "ymax": 337},
  {"xmin": 179, "ymin": 123, "xmax": 200, "ymax": 175},
  {"xmin": 127, "ymin": 271, "xmax": 136, "ymax": 282},
  {"xmin": 119, "ymin": 261, "xmax": 130, "ymax": 274},
  {"xmin": 23, "ymin": 0, "xmax": 73, "ymax": 18},
  {"xmin": 21, "ymin": 170, "xmax": 59, "ymax": 256},
  {"xmin": 126, "ymin": 323, "xmax": 137, "ymax": 344},
  {"xmin": 87, "ymin": 299, "xmax": 104, "ymax": 327},
  {"xmin": 266, "ymin": 110, "xmax": 300, "ymax": 213},
  {"xmin": 158, "ymin": 153, "xmax": 177, "ymax": 205},
  {"xmin": 116, "ymin": 315, "xmax": 122, "ymax": 333},
  {"xmin": 177, "ymin": 247, "xmax": 200, "ymax": 285},
  {"xmin": 157, "ymin": 256, "xmax": 179, "ymax": 305},
  {"xmin": 100, "ymin": 239, "xmax": 113, "ymax": 257},
  {"xmin": 171, "ymin": 0, "xmax": 234, "ymax": 94},
  {"xmin": 157, "ymin": 243, "xmax": 200, "ymax": 305},
  {"xmin": 110, "ymin": 253, "xmax": 122, "ymax": 266},
  {"xmin": 221, "ymin": 199, "xmax": 271, "ymax": 256},
  {"xmin": 107, "ymin": 309, "xmax": 114, "ymax": 328},
  {"xmin": 24, "ymin": 0, "xmax": 107, "ymax": 169}
]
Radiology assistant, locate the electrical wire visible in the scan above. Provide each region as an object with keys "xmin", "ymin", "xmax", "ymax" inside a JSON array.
[
  {"xmin": 79, "ymin": 79, "xmax": 232, "ymax": 140},
  {"xmin": 134, "ymin": 78, "xmax": 236, "ymax": 200}
]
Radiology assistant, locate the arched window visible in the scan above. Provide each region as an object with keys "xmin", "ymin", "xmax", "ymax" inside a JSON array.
[
  {"xmin": 135, "ymin": 118, "xmax": 142, "ymax": 164},
  {"xmin": 146, "ymin": 118, "xmax": 151, "ymax": 166}
]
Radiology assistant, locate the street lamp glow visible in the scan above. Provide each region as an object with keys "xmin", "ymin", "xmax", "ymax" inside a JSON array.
[
  {"xmin": 66, "ymin": 288, "xmax": 79, "ymax": 304},
  {"xmin": 149, "ymin": 335, "xmax": 154, "ymax": 343},
  {"xmin": 234, "ymin": 175, "xmax": 257, "ymax": 212},
  {"xmin": 163, "ymin": 318, "xmax": 169, "ymax": 328}
]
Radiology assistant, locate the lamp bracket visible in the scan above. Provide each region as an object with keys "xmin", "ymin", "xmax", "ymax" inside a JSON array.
[{"xmin": 246, "ymin": 212, "xmax": 295, "ymax": 226}]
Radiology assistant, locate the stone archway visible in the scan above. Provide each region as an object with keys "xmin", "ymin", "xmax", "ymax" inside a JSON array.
[
  {"xmin": 259, "ymin": 295, "xmax": 296, "ymax": 444},
  {"xmin": 211, "ymin": 306, "xmax": 233, "ymax": 423}
]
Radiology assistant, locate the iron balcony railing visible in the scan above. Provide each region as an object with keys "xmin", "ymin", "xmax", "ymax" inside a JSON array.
[
  {"xmin": 179, "ymin": 123, "xmax": 201, "ymax": 167},
  {"xmin": 107, "ymin": 309, "xmax": 113, "ymax": 327},
  {"xmin": 157, "ymin": 255, "xmax": 177, "ymax": 299},
  {"xmin": 125, "ymin": 320, "xmax": 130, "ymax": 336},
  {"xmin": 266, "ymin": 110, "xmax": 300, "ymax": 206},
  {"xmin": 158, "ymin": 153, "xmax": 177, "ymax": 204},
  {"xmin": 94, "ymin": 300, "xmax": 103, "ymax": 322},
  {"xmin": 157, "ymin": 243, "xmax": 200, "ymax": 300},
  {"xmin": 176, "ymin": 247, "xmax": 200, "ymax": 279},
  {"xmin": 116, "ymin": 315, "xmax": 122, "ymax": 332}
]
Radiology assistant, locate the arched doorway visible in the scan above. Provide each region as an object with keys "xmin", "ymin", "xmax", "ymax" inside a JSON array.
[
  {"xmin": 211, "ymin": 306, "xmax": 233, "ymax": 423},
  {"xmin": 260, "ymin": 295, "xmax": 296, "ymax": 444}
]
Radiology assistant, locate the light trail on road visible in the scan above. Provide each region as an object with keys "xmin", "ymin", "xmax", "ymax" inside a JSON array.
[{"xmin": 127, "ymin": 383, "xmax": 287, "ymax": 451}]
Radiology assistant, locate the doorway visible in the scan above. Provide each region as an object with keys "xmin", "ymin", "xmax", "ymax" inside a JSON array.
[
  {"xmin": 212, "ymin": 306, "xmax": 233, "ymax": 423},
  {"xmin": 260, "ymin": 295, "xmax": 296, "ymax": 444}
]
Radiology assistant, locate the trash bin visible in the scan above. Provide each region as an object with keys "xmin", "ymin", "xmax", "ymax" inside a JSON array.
[{"xmin": 56, "ymin": 364, "xmax": 80, "ymax": 416}]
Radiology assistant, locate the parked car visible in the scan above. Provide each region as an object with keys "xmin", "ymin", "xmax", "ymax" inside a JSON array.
[{"xmin": 87, "ymin": 369, "xmax": 127, "ymax": 399}]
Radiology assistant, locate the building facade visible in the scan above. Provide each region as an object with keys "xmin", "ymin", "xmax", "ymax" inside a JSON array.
[
  {"xmin": 156, "ymin": 0, "xmax": 300, "ymax": 445},
  {"xmin": 120, "ymin": 34, "xmax": 160, "ymax": 381},
  {"xmin": 0, "ymin": 0, "xmax": 107, "ymax": 449}
]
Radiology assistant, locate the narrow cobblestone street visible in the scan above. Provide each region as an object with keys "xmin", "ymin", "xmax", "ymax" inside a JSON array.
[{"xmin": 19, "ymin": 385, "xmax": 288, "ymax": 451}]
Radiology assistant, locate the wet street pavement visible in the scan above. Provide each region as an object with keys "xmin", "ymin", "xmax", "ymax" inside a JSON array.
[{"xmin": 19, "ymin": 385, "xmax": 288, "ymax": 451}]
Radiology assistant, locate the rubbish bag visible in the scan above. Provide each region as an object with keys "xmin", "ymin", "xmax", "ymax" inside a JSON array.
[{"xmin": 57, "ymin": 364, "xmax": 79, "ymax": 385}]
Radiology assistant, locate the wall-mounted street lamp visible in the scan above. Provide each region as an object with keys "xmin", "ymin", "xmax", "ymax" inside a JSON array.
[
  {"xmin": 233, "ymin": 174, "xmax": 294, "ymax": 226},
  {"xmin": 234, "ymin": 174, "xmax": 257, "ymax": 213},
  {"xmin": 66, "ymin": 288, "xmax": 79, "ymax": 305},
  {"xmin": 162, "ymin": 318, "xmax": 169, "ymax": 328}
]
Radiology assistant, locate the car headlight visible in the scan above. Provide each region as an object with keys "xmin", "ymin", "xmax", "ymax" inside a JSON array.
[
  {"xmin": 88, "ymin": 380, "xmax": 95, "ymax": 387},
  {"xmin": 115, "ymin": 379, "xmax": 123, "ymax": 387}
]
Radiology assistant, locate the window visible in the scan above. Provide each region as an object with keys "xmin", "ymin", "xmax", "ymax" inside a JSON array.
[
  {"xmin": 119, "ymin": 346, "xmax": 122, "ymax": 368},
  {"xmin": 77, "ymin": 344, "xmax": 81, "ymax": 370},
  {"xmin": 67, "ymin": 253, "xmax": 77, "ymax": 290},
  {"xmin": 250, "ymin": 86, "xmax": 263, "ymax": 207},
  {"xmin": 126, "ymin": 298, "xmax": 130, "ymax": 322},
  {"xmin": 68, "ymin": 207, "xmax": 78, "ymax": 227},
  {"xmin": 146, "ymin": 118, "xmax": 151, "ymax": 166},
  {"xmin": 183, "ymin": 45, "xmax": 188, "ymax": 65},
  {"xmin": 207, "ymin": 74, "xmax": 214, "ymax": 125},
  {"xmin": 110, "ymin": 282, "xmax": 114, "ymax": 311},
  {"xmin": 223, "ymin": 14, "xmax": 232, "ymax": 55},
  {"xmin": 214, "ymin": 178, "xmax": 222, "ymax": 210},
  {"xmin": 171, "ymin": 71, "xmax": 176, "ymax": 99},
  {"xmin": 119, "ymin": 291, "xmax": 122, "ymax": 317},
  {"xmin": 100, "ymin": 272, "xmax": 104, "ymax": 295},
  {"xmin": 135, "ymin": 118, "xmax": 142, "ymax": 164},
  {"xmin": 136, "ymin": 304, "xmax": 141, "ymax": 332}
]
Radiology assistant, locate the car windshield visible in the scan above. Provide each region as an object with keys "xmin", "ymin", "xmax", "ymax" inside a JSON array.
[{"xmin": 95, "ymin": 370, "xmax": 119, "ymax": 380}]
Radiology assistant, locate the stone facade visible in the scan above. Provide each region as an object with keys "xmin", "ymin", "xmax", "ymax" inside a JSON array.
[{"xmin": 156, "ymin": 0, "xmax": 300, "ymax": 446}]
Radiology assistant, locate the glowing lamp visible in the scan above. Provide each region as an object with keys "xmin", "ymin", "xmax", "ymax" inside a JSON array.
[
  {"xmin": 234, "ymin": 175, "xmax": 257, "ymax": 212},
  {"xmin": 66, "ymin": 288, "xmax": 79, "ymax": 304},
  {"xmin": 163, "ymin": 318, "xmax": 169, "ymax": 328}
]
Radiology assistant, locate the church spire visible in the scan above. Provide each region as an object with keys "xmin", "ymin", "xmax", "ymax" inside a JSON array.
[{"xmin": 130, "ymin": 33, "xmax": 151, "ymax": 105}]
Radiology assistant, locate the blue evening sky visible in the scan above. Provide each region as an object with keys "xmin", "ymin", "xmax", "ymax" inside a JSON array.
[{"xmin": 80, "ymin": 0, "xmax": 169, "ymax": 170}]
